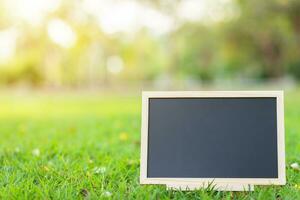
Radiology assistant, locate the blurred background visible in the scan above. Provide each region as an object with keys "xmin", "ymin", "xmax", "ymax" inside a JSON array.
[
  {"xmin": 1, "ymin": 1, "xmax": 300, "ymax": 198},
  {"xmin": 0, "ymin": 0, "xmax": 300, "ymax": 91}
]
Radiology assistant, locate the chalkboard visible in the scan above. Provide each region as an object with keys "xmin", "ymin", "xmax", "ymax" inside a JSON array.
[
  {"xmin": 147, "ymin": 97, "xmax": 277, "ymax": 178},
  {"xmin": 140, "ymin": 91, "xmax": 286, "ymax": 187}
]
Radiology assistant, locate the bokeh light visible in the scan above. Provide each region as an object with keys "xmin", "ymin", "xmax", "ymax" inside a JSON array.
[
  {"xmin": 47, "ymin": 19, "xmax": 77, "ymax": 48},
  {"xmin": 0, "ymin": 0, "xmax": 299, "ymax": 88}
]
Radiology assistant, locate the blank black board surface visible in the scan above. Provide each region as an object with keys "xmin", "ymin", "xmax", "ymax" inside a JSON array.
[{"xmin": 147, "ymin": 98, "xmax": 278, "ymax": 178}]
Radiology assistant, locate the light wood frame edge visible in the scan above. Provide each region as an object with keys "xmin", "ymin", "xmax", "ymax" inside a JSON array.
[{"xmin": 140, "ymin": 91, "xmax": 286, "ymax": 185}]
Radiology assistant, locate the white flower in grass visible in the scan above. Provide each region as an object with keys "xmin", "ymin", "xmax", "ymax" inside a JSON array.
[
  {"xmin": 32, "ymin": 148, "xmax": 40, "ymax": 157},
  {"xmin": 291, "ymin": 162, "xmax": 300, "ymax": 170},
  {"xmin": 103, "ymin": 191, "xmax": 112, "ymax": 197},
  {"xmin": 93, "ymin": 166, "xmax": 106, "ymax": 174}
]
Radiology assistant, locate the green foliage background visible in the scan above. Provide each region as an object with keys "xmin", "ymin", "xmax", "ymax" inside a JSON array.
[{"xmin": 0, "ymin": 0, "xmax": 300, "ymax": 87}]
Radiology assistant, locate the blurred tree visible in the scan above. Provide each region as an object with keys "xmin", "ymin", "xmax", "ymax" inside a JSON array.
[
  {"xmin": 171, "ymin": 24, "xmax": 218, "ymax": 83},
  {"xmin": 0, "ymin": 0, "xmax": 300, "ymax": 87}
]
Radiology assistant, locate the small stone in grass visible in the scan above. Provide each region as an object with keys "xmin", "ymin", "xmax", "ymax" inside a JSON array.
[
  {"xmin": 103, "ymin": 191, "xmax": 112, "ymax": 197},
  {"xmin": 291, "ymin": 162, "xmax": 300, "ymax": 170},
  {"xmin": 32, "ymin": 148, "xmax": 40, "ymax": 157},
  {"xmin": 94, "ymin": 166, "xmax": 106, "ymax": 174}
]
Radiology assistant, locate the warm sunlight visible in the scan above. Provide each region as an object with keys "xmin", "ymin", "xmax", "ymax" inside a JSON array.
[
  {"xmin": 47, "ymin": 19, "xmax": 77, "ymax": 48},
  {"xmin": 106, "ymin": 55, "xmax": 124, "ymax": 74},
  {"xmin": 0, "ymin": 0, "xmax": 299, "ymax": 198},
  {"xmin": 4, "ymin": 0, "xmax": 61, "ymax": 25},
  {"xmin": 177, "ymin": 0, "xmax": 236, "ymax": 23},
  {"xmin": 0, "ymin": 28, "xmax": 18, "ymax": 64},
  {"xmin": 82, "ymin": 0, "xmax": 174, "ymax": 35}
]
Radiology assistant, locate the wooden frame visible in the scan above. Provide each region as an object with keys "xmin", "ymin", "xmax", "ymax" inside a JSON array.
[{"xmin": 140, "ymin": 91, "xmax": 286, "ymax": 189}]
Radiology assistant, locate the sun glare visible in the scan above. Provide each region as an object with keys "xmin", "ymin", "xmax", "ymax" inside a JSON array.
[
  {"xmin": 47, "ymin": 19, "xmax": 77, "ymax": 48},
  {"xmin": 0, "ymin": 28, "xmax": 18, "ymax": 64},
  {"xmin": 5, "ymin": 0, "xmax": 61, "ymax": 25},
  {"xmin": 82, "ymin": 0, "xmax": 174, "ymax": 35},
  {"xmin": 107, "ymin": 55, "xmax": 124, "ymax": 74},
  {"xmin": 177, "ymin": 0, "xmax": 235, "ymax": 23}
]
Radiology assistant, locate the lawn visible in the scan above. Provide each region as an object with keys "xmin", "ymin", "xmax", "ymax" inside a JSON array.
[{"xmin": 0, "ymin": 91, "xmax": 300, "ymax": 199}]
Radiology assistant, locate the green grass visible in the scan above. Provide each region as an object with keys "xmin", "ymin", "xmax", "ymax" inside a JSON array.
[{"xmin": 0, "ymin": 91, "xmax": 300, "ymax": 199}]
